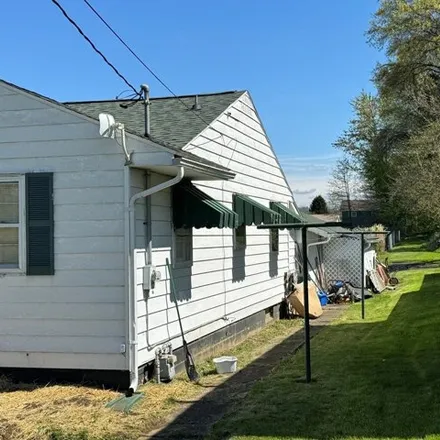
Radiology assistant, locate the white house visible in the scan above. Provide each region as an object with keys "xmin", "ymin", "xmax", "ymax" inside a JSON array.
[{"xmin": 0, "ymin": 79, "xmax": 301, "ymax": 391}]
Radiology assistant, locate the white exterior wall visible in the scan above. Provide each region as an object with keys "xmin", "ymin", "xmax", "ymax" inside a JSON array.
[
  {"xmin": 137, "ymin": 92, "xmax": 298, "ymax": 365},
  {"xmin": 0, "ymin": 83, "xmax": 163, "ymax": 371}
]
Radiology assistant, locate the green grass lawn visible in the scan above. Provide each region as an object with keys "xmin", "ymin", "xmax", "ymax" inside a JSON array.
[
  {"xmin": 209, "ymin": 241, "xmax": 440, "ymax": 440},
  {"xmin": 380, "ymin": 239, "xmax": 440, "ymax": 264}
]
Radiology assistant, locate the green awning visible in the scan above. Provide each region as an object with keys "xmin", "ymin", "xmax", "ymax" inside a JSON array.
[
  {"xmin": 173, "ymin": 182, "xmax": 238, "ymax": 229},
  {"xmin": 233, "ymin": 194, "xmax": 281, "ymax": 226},
  {"xmin": 270, "ymin": 202, "xmax": 303, "ymax": 224}
]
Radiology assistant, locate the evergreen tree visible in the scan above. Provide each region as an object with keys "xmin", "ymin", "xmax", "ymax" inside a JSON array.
[{"xmin": 309, "ymin": 195, "xmax": 329, "ymax": 214}]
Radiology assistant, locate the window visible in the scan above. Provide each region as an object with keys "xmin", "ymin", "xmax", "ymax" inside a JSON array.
[
  {"xmin": 271, "ymin": 228, "xmax": 279, "ymax": 252},
  {"xmin": 351, "ymin": 211, "xmax": 358, "ymax": 218},
  {"xmin": 234, "ymin": 224, "xmax": 246, "ymax": 249},
  {"xmin": 0, "ymin": 177, "xmax": 24, "ymax": 271},
  {"xmin": 174, "ymin": 227, "xmax": 192, "ymax": 265}
]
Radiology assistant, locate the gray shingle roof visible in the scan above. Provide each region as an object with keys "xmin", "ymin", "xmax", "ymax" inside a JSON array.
[
  {"xmin": 301, "ymin": 212, "xmax": 351, "ymax": 236},
  {"xmin": 0, "ymin": 79, "xmax": 236, "ymax": 174},
  {"xmin": 65, "ymin": 91, "xmax": 245, "ymax": 150}
]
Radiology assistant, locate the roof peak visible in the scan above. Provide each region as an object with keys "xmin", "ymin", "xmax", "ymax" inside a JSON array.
[{"xmin": 64, "ymin": 90, "xmax": 245, "ymax": 105}]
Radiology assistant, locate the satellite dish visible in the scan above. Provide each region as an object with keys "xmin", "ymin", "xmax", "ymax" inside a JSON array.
[{"xmin": 99, "ymin": 113, "xmax": 116, "ymax": 138}]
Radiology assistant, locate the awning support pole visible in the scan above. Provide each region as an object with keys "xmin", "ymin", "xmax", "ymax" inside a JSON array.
[
  {"xmin": 302, "ymin": 226, "xmax": 312, "ymax": 383},
  {"xmin": 257, "ymin": 221, "xmax": 353, "ymax": 384},
  {"xmin": 361, "ymin": 232, "xmax": 365, "ymax": 320}
]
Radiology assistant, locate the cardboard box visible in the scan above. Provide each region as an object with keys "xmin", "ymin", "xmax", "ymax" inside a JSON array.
[{"xmin": 288, "ymin": 282, "xmax": 323, "ymax": 319}]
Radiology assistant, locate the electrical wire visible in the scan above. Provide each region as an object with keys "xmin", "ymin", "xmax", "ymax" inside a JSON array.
[
  {"xmin": 82, "ymin": 0, "xmax": 217, "ymax": 128},
  {"xmin": 51, "ymin": 0, "xmax": 140, "ymax": 97}
]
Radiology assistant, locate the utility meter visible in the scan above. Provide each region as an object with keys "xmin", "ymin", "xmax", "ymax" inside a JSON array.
[{"xmin": 143, "ymin": 265, "xmax": 161, "ymax": 291}]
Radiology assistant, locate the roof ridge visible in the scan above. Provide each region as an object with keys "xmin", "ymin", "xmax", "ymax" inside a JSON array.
[{"xmin": 63, "ymin": 90, "xmax": 245, "ymax": 104}]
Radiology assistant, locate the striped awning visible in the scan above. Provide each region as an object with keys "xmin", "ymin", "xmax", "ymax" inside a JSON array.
[
  {"xmin": 270, "ymin": 202, "xmax": 303, "ymax": 224},
  {"xmin": 233, "ymin": 194, "xmax": 281, "ymax": 226},
  {"xmin": 173, "ymin": 182, "xmax": 238, "ymax": 229}
]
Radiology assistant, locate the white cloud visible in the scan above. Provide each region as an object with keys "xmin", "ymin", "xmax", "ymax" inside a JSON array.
[
  {"xmin": 279, "ymin": 153, "xmax": 341, "ymax": 207},
  {"xmin": 293, "ymin": 188, "xmax": 317, "ymax": 195}
]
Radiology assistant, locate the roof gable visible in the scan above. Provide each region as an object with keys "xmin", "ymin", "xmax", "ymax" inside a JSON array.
[{"xmin": 65, "ymin": 91, "xmax": 245, "ymax": 149}]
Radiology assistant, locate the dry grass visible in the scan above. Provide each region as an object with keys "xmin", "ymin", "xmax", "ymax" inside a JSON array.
[{"xmin": 0, "ymin": 320, "xmax": 300, "ymax": 440}]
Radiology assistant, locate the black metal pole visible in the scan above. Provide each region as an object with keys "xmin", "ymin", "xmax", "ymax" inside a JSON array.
[
  {"xmin": 302, "ymin": 226, "xmax": 311, "ymax": 383},
  {"xmin": 361, "ymin": 233, "xmax": 365, "ymax": 320}
]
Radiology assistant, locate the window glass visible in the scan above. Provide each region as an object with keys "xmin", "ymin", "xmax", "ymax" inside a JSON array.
[
  {"xmin": 271, "ymin": 228, "xmax": 279, "ymax": 252},
  {"xmin": 235, "ymin": 224, "xmax": 246, "ymax": 248},
  {"xmin": 0, "ymin": 228, "xmax": 19, "ymax": 266},
  {"xmin": 0, "ymin": 182, "xmax": 19, "ymax": 223},
  {"xmin": 175, "ymin": 228, "xmax": 192, "ymax": 264}
]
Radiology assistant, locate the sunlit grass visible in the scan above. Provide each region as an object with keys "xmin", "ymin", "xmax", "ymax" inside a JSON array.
[
  {"xmin": 209, "ymin": 241, "xmax": 440, "ymax": 440},
  {"xmin": 380, "ymin": 239, "xmax": 440, "ymax": 264}
]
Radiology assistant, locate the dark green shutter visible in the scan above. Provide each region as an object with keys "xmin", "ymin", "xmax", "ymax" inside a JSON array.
[{"xmin": 26, "ymin": 173, "xmax": 54, "ymax": 275}]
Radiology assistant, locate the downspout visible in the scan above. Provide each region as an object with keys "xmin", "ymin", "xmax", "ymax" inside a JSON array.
[
  {"xmin": 146, "ymin": 172, "xmax": 153, "ymax": 266},
  {"xmin": 127, "ymin": 166, "xmax": 185, "ymax": 394},
  {"xmin": 307, "ymin": 235, "xmax": 332, "ymax": 252},
  {"xmin": 306, "ymin": 235, "xmax": 332, "ymax": 288}
]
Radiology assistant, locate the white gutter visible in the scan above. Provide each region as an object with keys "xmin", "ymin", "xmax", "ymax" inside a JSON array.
[
  {"xmin": 307, "ymin": 235, "xmax": 332, "ymax": 251},
  {"xmin": 172, "ymin": 157, "xmax": 236, "ymax": 180},
  {"xmin": 126, "ymin": 166, "xmax": 185, "ymax": 394}
]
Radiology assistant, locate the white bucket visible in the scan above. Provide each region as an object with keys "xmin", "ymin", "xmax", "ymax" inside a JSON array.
[{"xmin": 213, "ymin": 356, "xmax": 238, "ymax": 374}]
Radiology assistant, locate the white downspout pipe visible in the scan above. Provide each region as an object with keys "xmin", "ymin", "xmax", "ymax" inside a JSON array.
[
  {"xmin": 307, "ymin": 236, "xmax": 332, "ymax": 252},
  {"xmin": 127, "ymin": 166, "xmax": 185, "ymax": 394},
  {"xmin": 305, "ymin": 235, "xmax": 332, "ymax": 287}
]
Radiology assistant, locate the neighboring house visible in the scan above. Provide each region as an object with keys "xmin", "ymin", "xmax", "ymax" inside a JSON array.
[
  {"xmin": 0, "ymin": 79, "xmax": 301, "ymax": 390},
  {"xmin": 340, "ymin": 199, "xmax": 379, "ymax": 227},
  {"xmin": 300, "ymin": 213, "xmax": 376, "ymax": 288},
  {"xmin": 310, "ymin": 213, "xmax": 340, "ymax": 222}
]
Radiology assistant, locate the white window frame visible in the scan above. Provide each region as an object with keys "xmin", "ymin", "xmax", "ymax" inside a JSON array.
[
  {"xmin": 234, "ymin": 224, "xmax": 247, "ymax": 250},
  {"xmin": 0, "ymin": 175, "xmax": 26, "ymax": 273},
  {"xmin": 173, "ymin": 227, "xmax": 193, "ymax": 268}
]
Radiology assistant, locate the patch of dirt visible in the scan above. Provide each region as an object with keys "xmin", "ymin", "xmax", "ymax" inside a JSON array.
[
  {"xmin": 0, "ymin": 418, "xmax": 19, "ymax": 440},
  {"xmin": 22, "ymin": 402, "xmax": 44, "ymax": 410},
  {"xmin": 52, "ymin": 396, "xmax": 93, "ymax": 407}
]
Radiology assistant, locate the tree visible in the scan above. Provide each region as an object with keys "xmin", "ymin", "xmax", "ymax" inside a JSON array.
[
  {"xmin": 368, "ymin": 0, "xmax": 440, "ymax": 123},
  {"xmin": 334, "ymin": 0, "xmax": 440, "ymax": 231},
  {"xmin": 390, "ymin": 121, "xmax": 440, "ymax": 233},
  {"xmin": 327, "ymin": 157, "xmax": 364, "ymax": 212},
  {"xmin": 332, "ymin": 93, "xmax": 396, "ymax": 215},
  {"xmin": 309, "ymin": 195, "xmax": 329, "ymax": 214}
]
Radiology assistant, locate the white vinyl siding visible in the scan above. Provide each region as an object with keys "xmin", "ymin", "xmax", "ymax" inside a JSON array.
[
  {"xmin": 0, "ymin": 82, "xmax": 162, "ymax": 371},
  {"xmin": 137, "ymin": 92, "xmax": 298, "ymax": 365}
]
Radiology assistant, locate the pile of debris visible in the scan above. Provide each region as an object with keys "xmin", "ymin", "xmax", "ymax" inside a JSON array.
[{"xmin": 284, "ymin": 259, "xmax": 399, "ymax": 319}]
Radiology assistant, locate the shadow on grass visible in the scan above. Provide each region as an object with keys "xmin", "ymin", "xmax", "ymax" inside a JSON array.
[
  {"xmin": 150, "ymin": 275, "xmax": 440, "ymax": 440},
  {"xmin": 147, "ymin": 310, "xmax": 340, "ymax": 439},
  {"xmin": 208, "ymin": 273, "xmax": 440, "ymax": 439}
]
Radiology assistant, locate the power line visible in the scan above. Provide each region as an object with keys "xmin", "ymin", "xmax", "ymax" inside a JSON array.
[
  {"xmin": 51, "ymin": 0, "xmax": 140, "ymax": 97},
  {"xmin": 82, "ymin": 0, "xmax": 217, "ymax": 129},
  {"xmin": 83, "ymin": 0, "xmax": 182, "ymax": 101}
]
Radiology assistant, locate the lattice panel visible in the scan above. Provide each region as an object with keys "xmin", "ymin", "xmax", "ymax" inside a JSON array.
[{"xmin": 324, "ymin": 237, "xmax": 362, "ymax": 287}]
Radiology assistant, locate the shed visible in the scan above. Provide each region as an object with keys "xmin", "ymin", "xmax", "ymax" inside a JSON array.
[{"xmin": 300, "ymin": 213, "xmax": 377, "ymax": 288}]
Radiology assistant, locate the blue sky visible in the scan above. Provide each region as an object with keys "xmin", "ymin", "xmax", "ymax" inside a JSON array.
[{"xmin": 0, "ymin": 0, "xmax": 382, "ymax": 206}]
